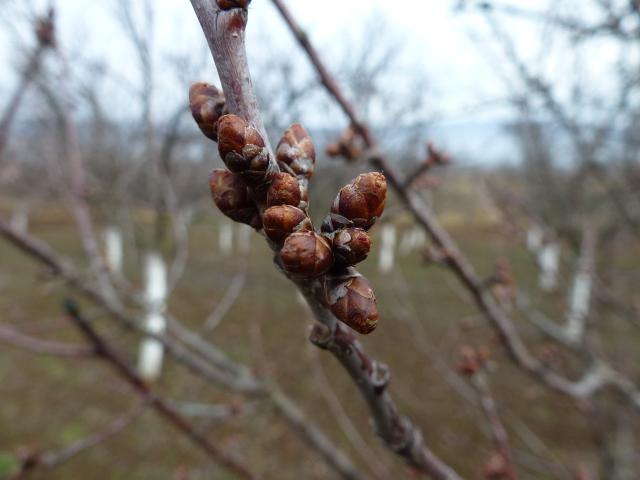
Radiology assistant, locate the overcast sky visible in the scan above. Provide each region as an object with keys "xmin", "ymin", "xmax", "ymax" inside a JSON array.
[{"xmin": 0, "ymin": 0, "xmax": 626, "ymax": 160}]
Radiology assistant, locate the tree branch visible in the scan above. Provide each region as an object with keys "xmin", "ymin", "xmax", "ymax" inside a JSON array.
[{"xmin": 189, "ymin": 2, "xmax": 461, "ymax": 478}]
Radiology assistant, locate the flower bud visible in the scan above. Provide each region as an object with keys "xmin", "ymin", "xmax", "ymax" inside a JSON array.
[
  {"xmin": 217, "ymin": 0, "xmax": 251, "ymax": 9},
  {"xmin": 208, "ymin": 169, "xmax": 261, "ymax": 229},
  {"xmin": 276, "ymin": 124, "xmax": 315, "ymax": 180},
  {"xmin": 280, "ymin": 231, "xmax": 332, "ymax": 278},
  {"xmin": 189, "ymin": 83, "xmax": 226, "ymax": 142},
  {"xmin": 325, "ymin": 273, "xmax": 378, "ymax": 334},
  {"xmin": 267, "ymin": 172, "xmax": 302, "ymax": 208},
  {"xmin": 333, "ymin": 228, "xmax": 371, "ymax": 266},
  {"xmin": 330, "ymin": 172, "xmax": 387, "ymax": 230},
  {"xmin": 263, "ymin": 205, "xmax": 312, "ymax": 244},
  {"xmin": 217, "ymin": 114, "xmax": 270, "ymax": 183}
]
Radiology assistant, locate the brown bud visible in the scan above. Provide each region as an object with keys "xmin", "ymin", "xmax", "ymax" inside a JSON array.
[
  {"xmin": 216, "ymin": 0, "xmax": 251, "ymax": 9},
  {"xmin": 333, "ymin": 228, "xmax": 371, "ymax": 266},
  {"xmin": 325, "ymin": 273, "xmax": 378, "ymax": 334},
  {"xmin": 267, "ymin": 172, "xmax": 302, "ymax": 208},
  {"xmin": 217, "ymin": 114, "xmax": 270, "ymax": 182},
  {"xmin": 482, "ymin": 451, "xmax": 509, "ymax": 479},
  {"xmin": 276, "ymin": 124, "xmax": 315, "ymax": 179},
  {"xmin": 330, "ymin": 172, "xmax": 387, "ymax": 230},
  {"xmin": 208, "ymin": 169, "xmax": 261, "ymax": 229},
  {"xmin": 263, "ymin": 205, "xmax": 312, "ymax": 244},
  {"xmin": 456, "ymin": 345, "xmax": 488, "ymax": 376},
  {"xmin": 35, "ymin": 9, "xmax": 56, "ymax": 48},
  {"xmin": 189, "ymin": 83, "xmax": 226, "ymax": 142},
  {"xmin": 280, "ymin": 231, "xmax": 332, "ymax": 278}
]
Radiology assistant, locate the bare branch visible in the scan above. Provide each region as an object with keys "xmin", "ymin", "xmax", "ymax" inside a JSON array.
[{"xmin": 63, "ymin": 299, "xmax": 258, "ymax": 480}]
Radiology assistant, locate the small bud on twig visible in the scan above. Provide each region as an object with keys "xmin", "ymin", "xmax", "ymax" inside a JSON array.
[
  {"xmin": 333, "ymin": 228, "xmax": 371, "ymax": 266},
  {"xmin": 326, "ymin": 126, "xmax": 363, "ymax": 162},
  {"xmin": 456, "ymin": 345, "xmax": 489, "ymax": 376},
  {"xmin": 208, "ymin": 169, "xmax": 262, "ymax": 229},
  {"xmin": 266, "ymin": 172, "xmax": 302, "ymax": 208},
  {"xmin": 189, "ymin": 83, "xmax": 226, "ymax": 142},
  {"xmin": 482, "ymin": 451, "xmax": 509, "ymax": 479},
  {"xmin": 280, "ymin": 231, "xmax": 333, "ymax": 278},
  {"xmin": 325, "ymin": 273, "xmax": 378, "ymax": 334},
  {"xmin": 263, "ymin": 205, "xmax": 312, "ymax": 244},
  {"xmin": 35, "ymin": 8, "xmax": 56, "ymax": 48}
]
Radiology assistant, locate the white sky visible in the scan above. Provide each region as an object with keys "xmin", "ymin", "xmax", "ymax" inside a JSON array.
[
  {"xmin": 0, "ymin": 1, "xmax": 544, "ymax": 117},
  {"xmin": 0, "ymin": 0, "xmax": 628, "ymax": 155}
]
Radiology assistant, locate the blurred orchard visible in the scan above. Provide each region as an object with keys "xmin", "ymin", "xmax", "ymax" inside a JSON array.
[{"xmin": 0, "ymin": 1, "xmax": 639, "ymax": 479}]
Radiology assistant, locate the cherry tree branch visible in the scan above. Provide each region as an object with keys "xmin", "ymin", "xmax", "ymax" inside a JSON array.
[
  {"xmin": 268, "ymin": 0, "xmax": 640, "ymax": 412},
  {"xmin": 189, "ymin": 1, "xmax": 461, "ymax": 478}
]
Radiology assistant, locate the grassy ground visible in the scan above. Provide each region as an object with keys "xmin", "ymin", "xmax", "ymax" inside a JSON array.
[{"xmin": 0, "ymin": 196, "xmax": 638, "ymax": 480}]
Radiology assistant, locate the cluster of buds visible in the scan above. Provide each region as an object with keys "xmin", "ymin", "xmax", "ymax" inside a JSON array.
[
  {"xmin": 326, "ymin": 126, "xmax": 364, "ymax": 162},
  {"xmin": 456, "ymin": 345, "xmax": 490, "ymax": 376},
  {"xmin": 190, "ymin": 82, "xmax": 387, "ymax": 334}
]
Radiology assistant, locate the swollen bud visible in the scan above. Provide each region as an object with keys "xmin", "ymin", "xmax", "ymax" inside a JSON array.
[
  {"xmin": 267, "ymin": 172, "xmax": 302, "ymax": 208},
  {"xmin": 263, "ymin": 205, "xmax": 312, "ymax": 244},
  {"xmin": 217, "ymin": 114, "xmax": 270, "ymax": 183},
  {"xmin": 208, "ymin": 169, "xmax": 262, "ymax": 229},
  {"xmin": 189, "ymin": 83, "xmax": 226, "ymax": 142},
  {"xmin": 325, "ymin": 273, "xmax": 378, "ymax": 334},
  {"xmin": 326, "ymin": 172, "xmax": 387, "ymax": 231},
  {"xmin": 276, "ymin": 124, "xmax": 315, "ymax": 180},
  {"xmin": 333, "ymin": 228, "xmax": 371, "ymax": 266},
  {"xmin": 280, "ymin": 231, "xmax": 333, "ymax": 278}
]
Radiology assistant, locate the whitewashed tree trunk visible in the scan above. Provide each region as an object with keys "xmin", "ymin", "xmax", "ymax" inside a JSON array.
[
  {"xmin": 565, "ymin": 271, "xmax": 591, "ymax": 341},
  {"xmin": 538, "ymin": 242, "xmax": 560, "ymax": 292},
  {"xmin": 218, "ymin": 220, "xmax": 233, "ymax": 254},
  {"xmin": 237, "ymin": 223, "xmax": 251, "ymax": 253},
  {"xmin": 9, "ymin": 205, "xmax": 29, "ymax": 234},
  {"xmin": 399, "ymin": 226, "xmax": 425, "ymax": 255},
  {"xmin": 565, "ymin": 226, "xmax": 595, "ymax": 343},
  {"xmin": 138, "ymin": 252, "xmax": 167, "ymax": 381},
  {"xmin": 378, "ymin": 224, "xmax": 396, "ymax": 274},
  {"xmin": 103, "ymin": 226, "xmax": 123, "ymax": 274},
  {"xmin": 526, "ymin": 224, "xmax": 544, "ymax": 253}
]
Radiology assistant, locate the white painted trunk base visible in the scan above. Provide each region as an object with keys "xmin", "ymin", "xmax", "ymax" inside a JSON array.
[
  {"xmin": 538, "ymin": 243, "xmax": 559, "ymax": 292},
  {"xmin": 526, "ymin": 225, "xmax": 543, "ymax": 252},
  {"xmin": 138, "ymin": 252, "xmax": 167, "ymax": 381},
  {"xmin": 378, "ymin": 224, "xmax": 396, "ymax": 274},
  {"xmin": 219, "ymin": 221, "xmax": 233, "ymax": 254},
  {"xmin": 237, "ymin": 224, "xmax": 251, "ymax": 253},
  {"xmin": 9, "ymin": 206, "xmax": 29, "ymax": 234},
  {"xmin": 103, "ymin": 226, "xmax": 123, "ymax": 274}
]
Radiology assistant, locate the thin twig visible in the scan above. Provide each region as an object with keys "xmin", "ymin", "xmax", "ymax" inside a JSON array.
[
  {"xmin": 63, "ymin": 299, "xmax": 258, "ymax": 480},
  {"xmin": 268, "ymin": 0, "xmax": 640, "ymax": 412}
]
